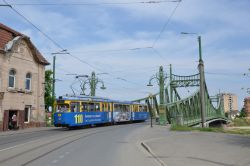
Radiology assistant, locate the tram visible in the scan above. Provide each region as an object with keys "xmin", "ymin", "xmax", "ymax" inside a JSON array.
[{"xmin": 53, "ymin": 95, "xmax": 149, "ymax": 128}]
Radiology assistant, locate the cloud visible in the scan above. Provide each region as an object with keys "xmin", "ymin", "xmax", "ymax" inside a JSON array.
[{"xmin": 1, "ymin": 0, "xmax": 250, "ymax": 105}]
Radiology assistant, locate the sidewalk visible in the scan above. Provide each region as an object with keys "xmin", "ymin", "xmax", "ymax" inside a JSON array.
[
  {"xmin": 0, "ymin": 127, "xmax": 58, "ymax": 137},
  {"xmin": 141, "ymin": 125, "xmax": 250, "ymax": 166}
]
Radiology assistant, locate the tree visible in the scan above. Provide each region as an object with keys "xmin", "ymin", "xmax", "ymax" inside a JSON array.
[
  {"xmin": 239, "ymin": 107, "xmax": 247, "ymax": 117},
  {"xmin": 45, "ymin": 70, "xmax": 53, "ymax": 112}
]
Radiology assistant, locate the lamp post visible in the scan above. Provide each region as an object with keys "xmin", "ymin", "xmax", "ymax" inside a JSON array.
[
  {"xmin": 147, "ymin": 66, "xmax": 168, "ymax": 125},
  {"xmin": 77, "ymin": 71, "xmax": 106, "ymax": 96},
  {"xmin": 181, "ymin": 32, "xmax": 206, "ymax": 127}
]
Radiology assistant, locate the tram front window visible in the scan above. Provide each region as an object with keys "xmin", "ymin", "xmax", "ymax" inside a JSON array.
[{"xmin": 56, "ymin": 104, "xmax": 69, "ymax": 112}]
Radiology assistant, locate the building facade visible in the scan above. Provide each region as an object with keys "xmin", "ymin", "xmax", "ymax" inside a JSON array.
[
  {"xmin": 220, "ymin": 93, "xmax": 238, "ymax": 119},
  {"xmin": 243, "ymin": 97, "xmax": 250, "ymax": 118},
  {"xmin": 0, "ymin": 23, "xmax": 49, "ymax": 131}
]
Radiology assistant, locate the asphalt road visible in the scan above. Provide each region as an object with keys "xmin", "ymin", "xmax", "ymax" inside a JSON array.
[
  {"xmin": 0, "ymin": 123, "xmax": 159, "ymax": 166},
  {"xmin": 0, "ymin": 122, "xmax": 249, "ymax": 166}
]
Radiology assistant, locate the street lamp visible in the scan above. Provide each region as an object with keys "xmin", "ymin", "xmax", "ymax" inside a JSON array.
[
  {"xmin": 181, "ymin": 32, "xmax": 206, "ymax": 128},
  {"xmin": 76, "ymin": 71, "xmax": 106, "ymax": 96},
  {"xmin": 147, "ymin": 66, "xmax": 168, "ymax": 104},
  {"xmin": 147, "ymin": 82, "xmax": 153, "ymax": 87},
  {"xmin": 147, "ymin": 66, "xmax": 168, "ymax": 125}
]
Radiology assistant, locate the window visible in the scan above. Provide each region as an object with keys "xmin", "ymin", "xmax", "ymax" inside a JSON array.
[
  {"xmin": 25, "ymin": 73, "xmax": 32, "ymax": 90},
  {"xmin": 9, "ymin": 69, "xmax": 16, "ymax": 88},
  {"xmin": 24, "ymin": 106, "xmax": 31, "ymax": 123},
  {"xmin": 95, "ymin": 103, "xmax": 100, "ymax": 112},
  {"xmin": 88, "ymin": 103, "xmax": 100, "ymax": 112},
  {"xmin": 56, "ymin": 104, "xmax": 69, "ymax": 112},
  {"xmin": 82, "ymin": 102, "xmax": 89, "ymax": 112},
  {"xmin": 102, "ymin": 103, "xmax": 105, "ymax": 112},
  {"xmin": 70, "ymin": 102, "xmax": 80, "ymax": 112},
  {"xmin": 89, "ymin": 103, "xmax": 95, "ymax": 112}
]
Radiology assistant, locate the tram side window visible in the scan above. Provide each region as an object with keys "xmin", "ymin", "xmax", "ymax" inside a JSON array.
[
  {"xmin": 102, "ymin": 103, "xmax": 109, "ymax": 112},
  {"xmin": 139, "ymin": 106, "xmax": 143, "ymax": 112},
  {"xmin": 70, "ymin": 102, "xmax": 80, "ymax": 112},
  {"xmin": 95, "ymin": 103, "xmax": 100, "ymax": 112},
  {"xmin": 102, "ymin": 103, "xmax": 105, "ymax": 112},
  {"xmin": 124, "ymin": 105, "xmax": 130, "ymax": 112},
  {"xmin": 121, "ymin": 105, "xmax": 125, "ymax": 112},
  {"xmin": 134, "ymin": 105, "xmax": 139, "ymax": 112},
  {"xmin": 108, "ymin": 103, "xmax": 111, "ymax": 112},
  {"xmin": 57, "ymin": 104, "xmax": 69, "ymax": 112},
  {"xmin": 89, "ymin": 103, "xmax": 95, "ymax": 112},
  {"xmin": 114, "ymin": 104, "xmax": 119, "ymax": 112},
  {"xmin": 82, "ymin": 103, "xmax": 89, "ymax": 112}
]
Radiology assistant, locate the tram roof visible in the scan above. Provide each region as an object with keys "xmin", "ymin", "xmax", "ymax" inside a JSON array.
[{"xmin": 57, "ymin": 95, "xmax": 138, "ymax": 104}]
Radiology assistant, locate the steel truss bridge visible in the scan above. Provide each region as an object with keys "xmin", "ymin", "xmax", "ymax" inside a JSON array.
[{"xmin": 134, "ymin": 60, "xmax": 227, "ymax": 127}]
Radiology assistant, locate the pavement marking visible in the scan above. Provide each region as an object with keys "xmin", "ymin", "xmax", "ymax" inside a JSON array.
[
  {"xmin": 65, "ymin": 151, "xmax": 70, "ymax": 155},
  {"xmin": 59, "ymin": 155, "xmax": 64, "ymax": 159},
  {"xmin": 52, "ymin": 160, "xmax": 58, "ymax": 163}
]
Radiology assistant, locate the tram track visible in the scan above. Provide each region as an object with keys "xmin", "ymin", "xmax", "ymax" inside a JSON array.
[
  {"xmin": 0, "ymin": 125, "xmax": 131, "ymax": 166},
  {"xmin": 0, "ymin": 128, "xmax": 67, "ymax": 147}
]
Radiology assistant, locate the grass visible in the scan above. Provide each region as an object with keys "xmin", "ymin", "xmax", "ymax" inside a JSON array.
[
  {"xmin": 225, "ymin": 129, "xmax": 250, "ymax": 135},
  {"xmin": 231, "ymin": 118, "xmax": 250, "ymax": 126},
  {"xmin": 170, "ymin": 125, "xmax": 250, "ymax": 136},
  {"xmin": 170, "ymin": 125, "xmax": 223, "ymax": 132}
]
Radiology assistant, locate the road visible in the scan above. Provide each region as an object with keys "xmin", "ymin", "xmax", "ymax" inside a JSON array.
[
  {"xmin": 0, "ymin": 122, "xmax": 249, "ymax": 166},
  {"xmin": 0, "ymin": 123, "xmax": 159, "ymax": 166}
]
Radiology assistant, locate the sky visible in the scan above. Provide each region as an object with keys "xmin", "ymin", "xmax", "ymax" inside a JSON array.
[{"xmin": 1, "ymin": 0, "xmax": 250, "ymax": 108}]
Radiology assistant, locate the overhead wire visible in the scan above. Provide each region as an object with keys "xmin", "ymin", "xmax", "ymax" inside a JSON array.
[
  {"xmin": 151, "ymin": 0, "xmax": 181, "ymax": 48},
  {"xmin": 7, "ymin": 1, "xmax": 181, "ymax": 6},
  {"xmin": 42, "ymin": 46, "xmax": 153, "ymax": 55}
]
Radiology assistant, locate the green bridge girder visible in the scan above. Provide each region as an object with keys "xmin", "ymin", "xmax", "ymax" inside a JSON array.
[
  {"xmin": 166, "ymin": 84, "xmax": 225, "ymax": 126},
  {"xmin": 133, "ymin": 66, "xmax": 227, "ymax": 127}
]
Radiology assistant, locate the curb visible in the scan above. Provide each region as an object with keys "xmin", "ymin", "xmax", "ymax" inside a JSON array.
[
  {"xmin": 141, "ymin": 142, "xmax": 151, "ymax": 153},
  {"xmin": 141, "ymin": 141, "xmax": 167, "ymax": 166}
]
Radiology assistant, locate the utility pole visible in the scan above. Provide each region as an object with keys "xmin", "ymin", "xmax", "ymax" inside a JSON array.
[
  {"xmin": 181, "ymin": 32, "xmax": 206, "ymax": 128},
  {"xmin": 169, "ymin": 64, "xmax": 173, "ymax": 103},
  {"xmin": 198, "ymin": 36, "xmax": 206, "ymax": 128},
  {"xmin": 51, "ymin": 55, "xmax": 56, "ymax": 125},
  {"xmin": 51, "ymin": 50, "xmax": 68, "ymax": 125}
]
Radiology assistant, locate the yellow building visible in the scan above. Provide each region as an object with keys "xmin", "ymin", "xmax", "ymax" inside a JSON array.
[{"xmin": 220, "ymin": 93, "xmax": 238, "ymax": 119}]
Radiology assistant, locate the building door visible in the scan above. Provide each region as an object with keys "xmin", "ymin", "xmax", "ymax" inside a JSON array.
[
  {"xmin": 3, "ymin": 110, "xmax": 9, "ymax": 131},
  {"xmin": 18, "ymin": 110, "xmax": 25, "ymax": 129},
  {"xmin": 8, "ymin": 110, "xmax": 18, "ymax": 130}
]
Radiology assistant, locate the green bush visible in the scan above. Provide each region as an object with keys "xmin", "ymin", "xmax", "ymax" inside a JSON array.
[{"xmin": 233, "ymin": 118, "xmax": 250, "ymax": 126}]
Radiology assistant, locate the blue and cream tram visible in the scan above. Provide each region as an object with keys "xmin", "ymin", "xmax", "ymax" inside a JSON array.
[{"xmin": 53, "ymin": 95, "xmax": 149, "ymax": 128}]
